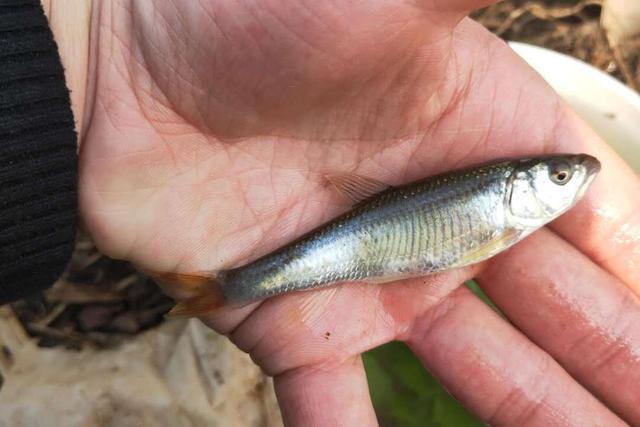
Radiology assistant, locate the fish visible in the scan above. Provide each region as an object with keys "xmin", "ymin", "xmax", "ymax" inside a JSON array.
[{"xmin": 158, "ymin": 154, "xmax": 601, "ymax": 317}]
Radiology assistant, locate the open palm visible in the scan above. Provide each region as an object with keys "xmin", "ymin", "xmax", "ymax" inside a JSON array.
[{"xmin": 80, "ymin": 1, "xmax": 640, "ymax": 425}]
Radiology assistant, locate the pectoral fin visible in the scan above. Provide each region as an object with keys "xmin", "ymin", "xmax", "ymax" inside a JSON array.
[{"xmin": 453, "ymin": 228, "xmax": 521, "ymax": 268}]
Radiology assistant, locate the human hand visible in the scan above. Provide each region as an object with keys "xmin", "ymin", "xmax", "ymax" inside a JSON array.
[{"xmin": 78, "ymin": 1, "xmax": 640, "ymax": 425}]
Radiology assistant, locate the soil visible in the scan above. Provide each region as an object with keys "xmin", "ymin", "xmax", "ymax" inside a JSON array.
[
  {"xmin": 10, "ymin": 0, "xmax": 640, "ymax": 349},
  {"xmin": 10, "ymin": 233, "xmax": 173, "ymax": 349}
]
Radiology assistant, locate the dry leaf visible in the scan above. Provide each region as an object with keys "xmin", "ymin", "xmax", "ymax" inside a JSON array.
[{"xmin": 602, "ymin": 0, "xmax": 640, "ymax": 45}]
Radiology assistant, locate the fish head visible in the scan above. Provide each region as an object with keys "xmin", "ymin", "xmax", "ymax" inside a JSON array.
[{"xmin": 506, "ymin": 154, "xmax": 601, "ymax": 228}]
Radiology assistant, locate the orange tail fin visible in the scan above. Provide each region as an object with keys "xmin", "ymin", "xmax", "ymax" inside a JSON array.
[
  {"xmin": 167, "ymin": 281, "xmax": 226, "ymax": 317},
  {"xmin": 147, "ymin": 270, "xmax": 214, "ymax": 294},
  {"xmin": 143, "ymin": 270, "xmax": 226, "ymax": 318}
]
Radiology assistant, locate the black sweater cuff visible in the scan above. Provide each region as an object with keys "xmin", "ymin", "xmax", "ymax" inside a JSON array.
[{"xmin": 0, "ymin": 0, "xmax": 78, "ymax": 303}]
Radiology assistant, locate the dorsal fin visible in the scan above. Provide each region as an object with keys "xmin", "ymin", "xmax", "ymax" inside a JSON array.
[{"xmin": 326, "ymin": 172, "xmax": 391, "ymax": 204}]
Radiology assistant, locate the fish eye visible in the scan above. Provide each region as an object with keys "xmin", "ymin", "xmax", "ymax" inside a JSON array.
[{"xmin": 549, "ymin": 165, "xmax": 572, "ymax": 185}]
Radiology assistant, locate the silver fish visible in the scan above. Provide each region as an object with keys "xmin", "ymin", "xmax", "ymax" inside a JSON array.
[{"xmin": 165, "ymin": 154, "xmax": 600, "ymax": 316}]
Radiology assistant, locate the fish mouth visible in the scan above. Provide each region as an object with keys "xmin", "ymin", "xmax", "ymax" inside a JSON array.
[
  {"xmin": 574, "ymin": 153, "xmax": 601, "ymax": 176},
  {"xmin": 572, "ymin": 154, "xmax": 601, "ymax": 202}
]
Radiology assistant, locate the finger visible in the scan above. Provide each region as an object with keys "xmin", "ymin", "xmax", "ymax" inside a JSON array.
[
  {"xmin": 274, "ymin": 355, "xmax": 377, "ymax": 427},
  {"xmin": 489, "ymin": 28, "xmax": 640, "ymax": 290},
  {"xmin": 478, "ymin": 228, "xmax": 640, "ymax": 425},
  {"xmin": 549, "ymin": 111, "xmax": 640, "ymax": 289},
  {"xmin": 406, "ymin": 286, "xmax": 626, "ymax": 427},
  {"xmin": 210, "ymin": 266, "xmax": 479, "ymax": 375}
]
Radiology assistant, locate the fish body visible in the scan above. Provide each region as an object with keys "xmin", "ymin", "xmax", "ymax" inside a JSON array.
[
  {"xmin": 223, "ymin": 163, "xmax": 513, "ymax": 302},
  {"xmin": 166, "ymin": 154, "xmax": 600, "ymax": 316}
]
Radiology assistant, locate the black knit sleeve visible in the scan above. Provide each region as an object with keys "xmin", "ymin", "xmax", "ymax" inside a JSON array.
[{"xmin": 0, "ymin": 0, "xmax": 77, "ymax": 303}]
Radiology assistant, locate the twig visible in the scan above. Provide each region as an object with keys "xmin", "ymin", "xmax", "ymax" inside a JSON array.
[
  {"xmin": 113, "ymin": 274, "xmax": 139, "ymax": 292},
  {"xmin": 33, "ymin": 303, "xmax": 67, "ymax": 327},
  {"xmin": 25, "ymin": 323, "xmax": 84, "ymax": 345},
  {"xmin": 74, "ymin": 238, "xmax": 95, "ymax": 252},
  {"xmin": 46, "ymin": 281, "xmax": 124, "ymax": 304},
  {"xmin": 496, "ymin": 0, "xmax": 603, "ymax": 36},
  {"xmin": 73, "ymin": 251, "xmax": 103, "ymax": 272},
  {"xmin": 24, "ymin": 323, "xmax": 114, "ymax": 349}
]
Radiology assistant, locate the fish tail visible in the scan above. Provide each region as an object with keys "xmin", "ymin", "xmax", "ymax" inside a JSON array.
[
  {"xmin": 145, "ymin": 270, "xmax": 227, "ymax": 318},
  {"xmin": 167, "ymin": 279, "xmax": 225, "ymax": 318}
]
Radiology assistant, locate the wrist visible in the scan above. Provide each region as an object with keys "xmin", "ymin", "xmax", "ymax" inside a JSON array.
[{"xmin": 41, "ymin": 0, "xmax": 93, "ymax": 144}]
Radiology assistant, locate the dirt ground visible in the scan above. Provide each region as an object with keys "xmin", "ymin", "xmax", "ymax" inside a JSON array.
[
  {"xmin": 473, "ymin": 0, "xmax": 640, "ymax": 90},
  {"xmin": 11, "ymin": 0, "xmax": 640, "ymax": 349}
]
